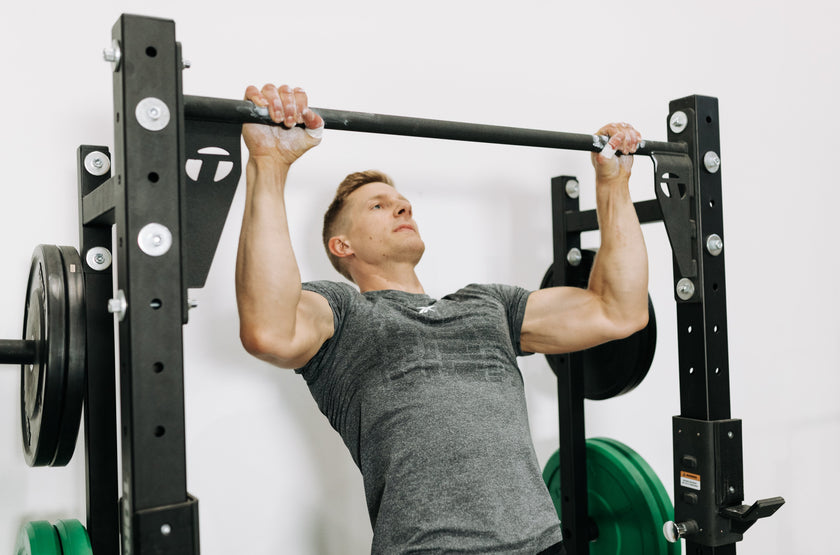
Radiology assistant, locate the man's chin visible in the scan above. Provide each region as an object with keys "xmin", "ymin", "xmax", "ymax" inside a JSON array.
[{"xmin": 399, "ymin": 239, "xmax": 425, "ymax": 264}]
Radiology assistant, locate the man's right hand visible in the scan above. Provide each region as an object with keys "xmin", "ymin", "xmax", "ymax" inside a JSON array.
[{"xmin": 242, "ymin": 84, "xmax": 325, "ymax": 165}]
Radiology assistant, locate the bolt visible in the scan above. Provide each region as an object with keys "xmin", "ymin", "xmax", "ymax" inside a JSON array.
[
  {"xmin": 669, "ymin": 111, "xmax": 688, "ymax": 134},
  {"xmin": 676, "ymin": 278, "xmax": 695, "ymax": 301},
  {"xmin": 135, "ymin": 98, "xmax": 170, "ymax": 131},
  {"xmin": 663, "ymin": 520, "xmax": 699, "ymax": 543},
  {"xmin": 567, "ymin": 248, "xmax": 582, "ymax": 267},
  {"xmin": 728, "ymin": 431, "xmax": 735, "ymax": 439},
  {"xmin": 138, "ymin": 223, "xmax": 172, "ymax": 256},
  {"xmin": 565, "ymin": 179, "xmax": 580, "ymax": 199},
  {"xmin": 102, "ymin": 40, "xmax": 122, "ymax": 71},
  {"xmin": 182, "ymin": 59, "xmax": 192, "ymax": 69},
  {"xmin": 108, "ymin": 290, "xmax": 128, "ymax": 322},
  {"xmin": 706, "ymin": 234, "xmax": 723, "ymax": 256},
  {"xmin": 86, "ymin": 247, "xmax": 112, "ymax": 271},
  {"xmin": 160, "ymin": 523, "xmax": 172, "ymax": 536},
  {"xmin": 729, "ymin": 486, "xmax": 736, "ymax": 495},
  {"xmin": 84, "ymin": 151, "xmax": 111, "ymax": 176},
  {"xmin": 704, "ymin": 151, "xmax": 721, "ymax": 173}
]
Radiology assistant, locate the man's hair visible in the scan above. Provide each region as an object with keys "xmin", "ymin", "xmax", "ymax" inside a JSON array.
[{"xmin": 323, "ymin": 170, "xmax": 395, "ymax": 282}]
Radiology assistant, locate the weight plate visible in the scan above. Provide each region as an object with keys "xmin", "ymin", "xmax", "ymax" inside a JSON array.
[
  {"xmin": 14, "ymin": 521, "xmax": 61, "ymax": 555},
  {"xmin": 54, "ymin": 519, "xmax": 93, "ymax": 555},
  {"xmin": 592, "ymin": 439, "xmax": 680, "ymax": 554},
  {"xmin": 21, "ymin": 245, "xmax": 68, "ymax": 467},
  {"xmin": 20, "ymin": 245, "xmax": 86, "ymax": 467},
  {"xmin": 542, "ymin": 438, "xmax": 679, "ymax": 555},
  {"xmin": 51, "ymin": 247, "xmax": 87, "ymax": 466},
  {"xmin": 540, "ymin": 251, "xmax": 657, "ymax": 400},
  {"xmin": 588, "ymin": 438, "xmax": 679, "ymax": 555}
]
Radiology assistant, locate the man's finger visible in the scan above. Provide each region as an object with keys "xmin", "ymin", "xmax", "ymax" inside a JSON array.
[
  {"xmin": 293, "ymin": 88, "xmax": 309, "ymax": 124},
  {"xmin": 278, "ymin": 84, "xmax": 298, "ymax": 127},
  {"xmin": 245, "ymin": 85, "xmax": 267, "ymax": 106},
  {"xmin": 261, "ymin": 83, "xmax": 284, "ymax": 124}
]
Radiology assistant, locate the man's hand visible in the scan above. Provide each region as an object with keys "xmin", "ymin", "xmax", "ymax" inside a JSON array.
[
  {"xmin": 242, "ymin": 84, "xmax": 325, "ymax": 165},
  {"xmin": 591, "ymin": 122, "xmax": 642, "ymax": 183}
]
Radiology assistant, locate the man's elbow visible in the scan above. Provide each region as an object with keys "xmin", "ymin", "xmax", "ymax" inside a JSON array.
[
  {"xmin": 240, "ymin": 326, "xmax": 270, "ymax": 358},
  {"xmin": 239, "ymin": 325, "xmax": 305, "ymax": 369},
  {"xmin": 607, "ymin": 306, "xmax": 650, "ymax": 341},
  {"xmin": 240, "ymin": 326, "xmax": 284, "ymax": 359}
]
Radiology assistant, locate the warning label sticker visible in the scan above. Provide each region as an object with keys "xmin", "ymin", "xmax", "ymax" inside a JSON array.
[{"xmin": 680, "ymin": 471, "xmax": 701, "ymax": 491}]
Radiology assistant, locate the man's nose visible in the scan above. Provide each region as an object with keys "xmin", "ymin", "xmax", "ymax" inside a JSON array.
[{"xmin": 395, "ymin": 202, "xmax": 412, "ymax": 217}]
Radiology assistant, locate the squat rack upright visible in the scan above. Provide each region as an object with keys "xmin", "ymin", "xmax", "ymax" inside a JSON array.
[{"xmin": 69, "ymin": 13, "xmax": 783, "ymax": 555}]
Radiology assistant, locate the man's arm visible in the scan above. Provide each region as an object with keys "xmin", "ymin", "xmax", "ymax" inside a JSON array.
[
  {"xmin": 236, "ymin": 84, "xmax": 334, "ymax": 369},
  {"xmin": 520, "ymin": 122, "xmax": 649, "ymax": 354}
]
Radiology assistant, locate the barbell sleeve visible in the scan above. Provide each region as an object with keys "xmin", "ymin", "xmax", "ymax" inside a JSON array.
[
  {"xmin": 183, "ymin": 95, "xmax": 688, "ymax": 156},
  {"xmin": 0, "ymin": 339, "xmax": 38, "ymax": 365}
]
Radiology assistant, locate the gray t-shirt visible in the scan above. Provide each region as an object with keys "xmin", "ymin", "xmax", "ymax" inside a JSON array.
[{"xmin": 298, "ymin": 281, "xmax": 563, "ymax": 554}]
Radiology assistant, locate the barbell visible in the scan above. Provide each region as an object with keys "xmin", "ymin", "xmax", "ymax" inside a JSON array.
[{"xmin": 183, "ymin": 95, "xmax": 688, "ymax": 156}]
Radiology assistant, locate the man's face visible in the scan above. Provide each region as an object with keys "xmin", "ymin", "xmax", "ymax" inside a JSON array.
[{"xmin": 340, "ymin": 181, "xmax": 425, "ymax": 267}]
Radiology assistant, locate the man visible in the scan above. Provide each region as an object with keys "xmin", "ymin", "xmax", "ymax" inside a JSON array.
[{"xmin": 236, "ymin": 84, "xmax": 648, "ymax": 554}]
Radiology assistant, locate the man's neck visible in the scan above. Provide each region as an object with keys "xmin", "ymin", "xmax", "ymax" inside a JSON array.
[{"xmin": 354, "ymin": 266, "xmax": 425, "ymax": 294}]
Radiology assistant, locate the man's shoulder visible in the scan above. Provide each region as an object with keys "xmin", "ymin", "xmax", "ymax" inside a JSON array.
[
  {"xmin": 302, "ymin": 280, "xmax": 363, "ymax": 312},
  {"xmin": 303, "ymin": 279, "xmax": 358, "ymax": 296}
]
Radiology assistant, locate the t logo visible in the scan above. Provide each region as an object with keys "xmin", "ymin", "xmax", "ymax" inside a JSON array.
[{"xmin": 185, "ymin": 146, "xmax": 235, "ymax": 183}]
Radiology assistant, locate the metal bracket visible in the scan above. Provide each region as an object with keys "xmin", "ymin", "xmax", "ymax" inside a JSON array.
[
  {"xmin": 182, "ymin": 119, "xmax": 242, "ymax": 290},
  {"xmin": 652, "ymin": 152, "xmax": 697, "ymax": 280},
  {"xmin": 721, "ymin": 496, "xmax": 786, "ymax": 536}
]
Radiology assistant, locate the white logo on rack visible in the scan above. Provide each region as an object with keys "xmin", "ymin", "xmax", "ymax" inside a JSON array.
[{"xmin": 185, "ymin": 146, "xmax": 235, "ymax": 183}]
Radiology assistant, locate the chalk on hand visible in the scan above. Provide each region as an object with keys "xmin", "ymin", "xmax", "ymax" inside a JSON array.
[
  {"xmin": 255, "ymin": 105, "xmax": 270, "ymax": 117},
  {"xmin": 600, "ymin": 143, "xmax": 616, "ymax": 159},
  {"xmin": 305, "ymin": 126, "xmax": 325, "ymax": 140}
]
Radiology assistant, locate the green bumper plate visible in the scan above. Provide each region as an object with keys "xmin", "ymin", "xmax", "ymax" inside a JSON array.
[
  {"xmin": 15, "ymin": 521, "xmax": 60, "ymax": 555},
  {"xmin": 55, "ymin": 519, "xmax": 93, "ymax": 555},
  {"xmin": 543, "ymin": 438, "xmax": 680, "ymax": 555},
  {"xmin": 15, "ymin": 519, "xmax": 91, "ymax": 555}
]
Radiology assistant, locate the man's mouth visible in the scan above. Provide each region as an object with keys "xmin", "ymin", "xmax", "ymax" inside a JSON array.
[{"xmin": 394, "ymin": 224, "xmax": 415, "ymax": 232}]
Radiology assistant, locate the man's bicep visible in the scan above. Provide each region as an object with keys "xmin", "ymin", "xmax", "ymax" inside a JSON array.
[{"xmin": 520, "ymin": 287, "xmax": 616, "ymax": 355}]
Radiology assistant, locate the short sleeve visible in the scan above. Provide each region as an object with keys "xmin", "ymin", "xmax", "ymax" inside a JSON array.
[
  {"xmin": 297, "ymin": 280, "xmax": 356, "ymax": 382},
  {"xmin": 469, "ymin": 283, "xmax": 534, "ymax": 357}
]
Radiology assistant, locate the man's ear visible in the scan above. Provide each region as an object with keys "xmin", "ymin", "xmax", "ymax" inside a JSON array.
[{"xmin": 328, "ymin": 236, "xmax": 354, "ymax": 258}]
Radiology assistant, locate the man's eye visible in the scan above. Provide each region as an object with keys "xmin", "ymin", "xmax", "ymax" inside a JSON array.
[{"xmin": 373, "ymin": 204, "xmax": 382, "ymax": 209}]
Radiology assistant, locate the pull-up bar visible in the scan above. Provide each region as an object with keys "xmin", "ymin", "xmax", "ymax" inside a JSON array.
[{"xmin": 183, "ymin": 95, "xmax": 689, "ymax": 156}]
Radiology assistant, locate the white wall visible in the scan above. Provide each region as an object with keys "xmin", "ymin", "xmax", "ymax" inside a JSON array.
[{"xmin": 0, "ymin": 1, "xmax": 836, "ymax": 553}]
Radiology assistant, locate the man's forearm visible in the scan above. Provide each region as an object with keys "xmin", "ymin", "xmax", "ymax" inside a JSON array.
[
  {"xmin": 235, "ymin": 156, "xmax": 303, "ymax": 345},
  {"xmin": 588, "ymin": 177, "xmax": 649, "ymax": 329}
]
